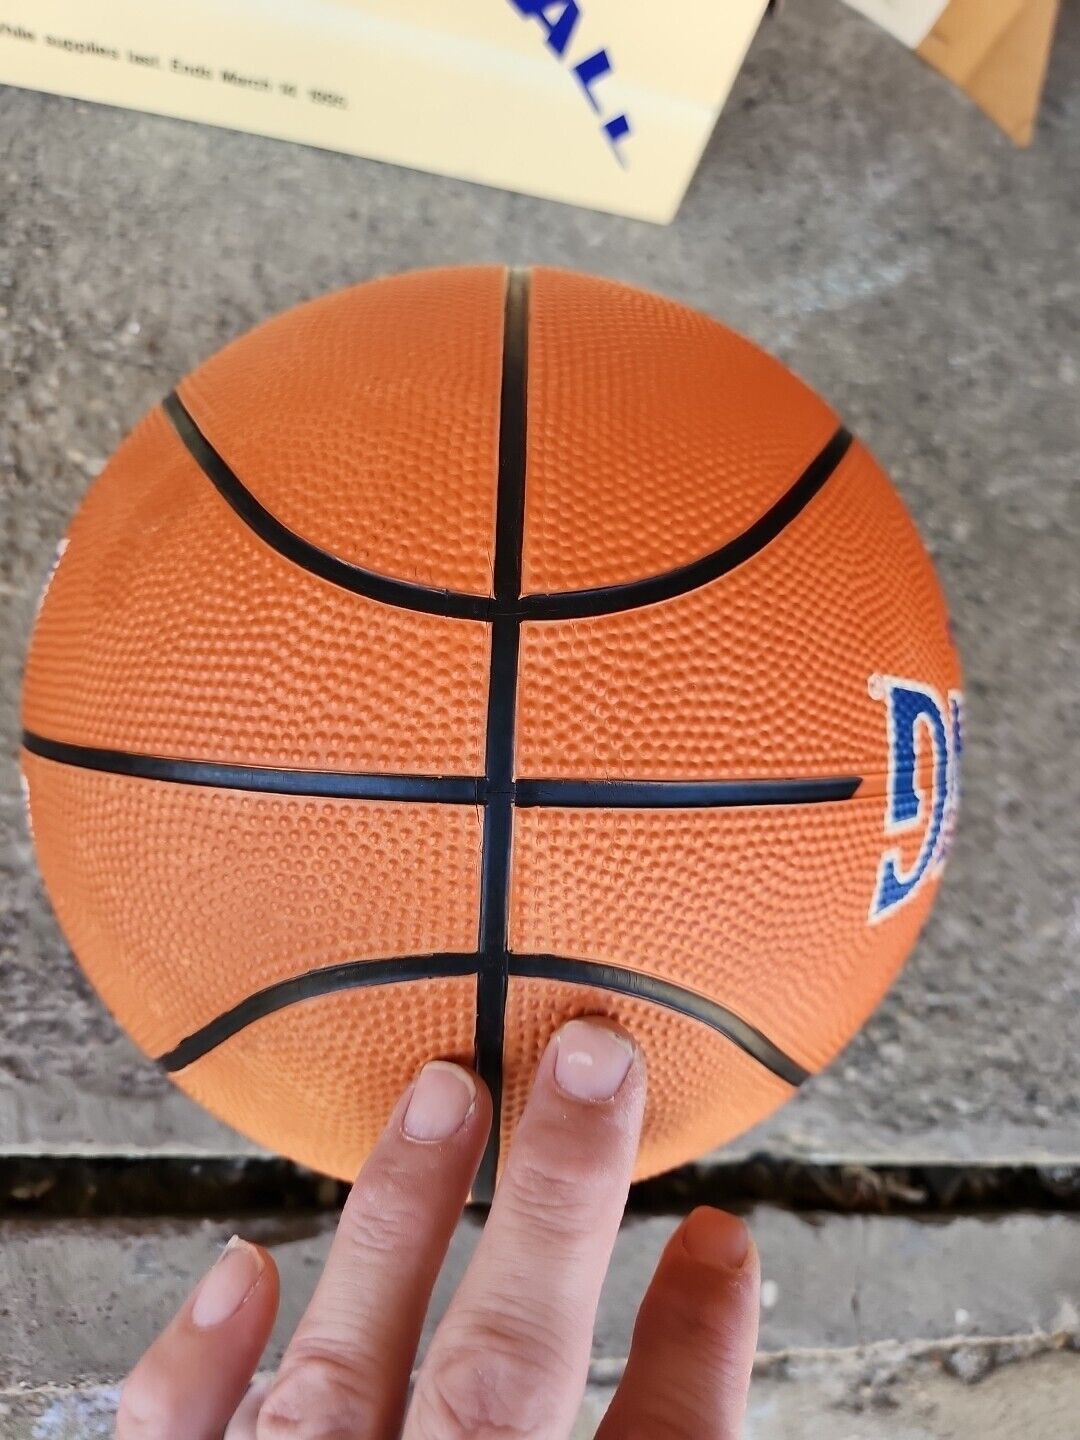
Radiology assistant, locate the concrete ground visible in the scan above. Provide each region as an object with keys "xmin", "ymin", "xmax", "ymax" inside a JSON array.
[
  {"xmin": 2, "ymin": 1210, "xmax": 1079, "ymax": 1435},
  {"xmin": 1, "ymin": 0, "xmax": 1078, "ymax": 1431}
]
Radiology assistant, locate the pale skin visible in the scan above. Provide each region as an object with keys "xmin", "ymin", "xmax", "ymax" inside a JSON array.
[{"xmin": 118, "ymin": 1017, "xmax": 760, "ymax": 1439}]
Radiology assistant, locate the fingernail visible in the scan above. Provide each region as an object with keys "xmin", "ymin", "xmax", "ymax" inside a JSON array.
[
  {"xmin": 553, "ymin": 1018, "xmax": 635, "ymax": 1102},
  {"xmin": 403, "ymin": 1061, "xmax": 476, "ymax": 1141},
  {"xmin": 191, "ymin": 1236, "xmax": 264, "ymax": 1328},
  {"xmin": 681, "ymin": 1207, "xmax": 751, "ymax": 1272}
]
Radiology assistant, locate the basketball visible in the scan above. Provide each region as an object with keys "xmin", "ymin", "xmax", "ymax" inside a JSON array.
[{"xmin": 21, "ymin": 266, "xmax": 963, "ymax": 1197}]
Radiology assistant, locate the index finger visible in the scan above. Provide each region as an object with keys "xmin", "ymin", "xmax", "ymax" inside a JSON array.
[
  {"xmin": 257, "ymin": 1062, "xmax": 491, "ymax": 1439},
  {"xmin": 405, "ymin": 1017, "xmax": 646, "ymax": 1440}
]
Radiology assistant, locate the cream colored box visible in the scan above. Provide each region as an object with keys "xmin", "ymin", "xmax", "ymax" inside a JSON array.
[{"xmin": 0, "ymin": 0, "xmax": 770, "ymax": 222}]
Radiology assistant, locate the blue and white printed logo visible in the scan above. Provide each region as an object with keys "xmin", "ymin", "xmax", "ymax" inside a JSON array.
[
  {"xmin": 869, "ymin": 675, "xmax": 964, "ymax": 922},
  {"xmin": 506, "ymin": 1, "xmax": 631, "ymax": 159}
]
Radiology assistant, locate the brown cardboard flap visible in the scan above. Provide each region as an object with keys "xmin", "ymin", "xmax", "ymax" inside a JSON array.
[{"xmin": 918, "ymin": 0, "xmax": 1061, "ymax": 144}]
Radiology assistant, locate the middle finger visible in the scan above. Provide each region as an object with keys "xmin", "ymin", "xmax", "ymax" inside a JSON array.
[{"xmin": 406, "ymin": 1018, "xmax": 646, "ymax": 1440}]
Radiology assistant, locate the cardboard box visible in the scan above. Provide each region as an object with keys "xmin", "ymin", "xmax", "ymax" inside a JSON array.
[
  {"xmin": 843, "ymin": 0, "xmax": 1061, "ymax": 145},
  {"xmin": 918, "ymin": 0, "xmax": 1061, "ymax": 146},
  {"xmin": 0, "ymin": 0, "xmax": 770, "ymax": 223}
]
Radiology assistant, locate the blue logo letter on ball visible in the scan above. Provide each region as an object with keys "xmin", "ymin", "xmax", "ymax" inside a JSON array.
[{"xmin": 871, "ymin": 677, "xmax": 964, "ymax": 922}]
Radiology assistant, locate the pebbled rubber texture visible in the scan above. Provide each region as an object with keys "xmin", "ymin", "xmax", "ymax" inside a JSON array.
[
  {"xmin": 500, "ymin": 976, "xmax": 796, "ymax": 1182},
  {"xmin": 510, "ymin": 800, "xmax": 938, "ymax": 1076},
  {"xmin": 521, "ymin": 267, "xmax": 840, "ymax": 595},
  {"xmin": 21, "ymin": 752, "xmax": 483, "ymax": 1062},
  {"xmin": 21, "ymin": 264, "xmax": 962, "ymax": 1188},
  {"xmin": 179, "ymin": 266, "xmax": 505, "ymax": 595},
  {"xmin": 175, "ymin": 979, "xmax": 479, "ymax": 1182},
  {"xmin": 21, "ymin": 407, "xmax": 490, "ymax": 775},
  {"xmin": 516, "ymin": 439, "xmax": 957, "ymax": 781}
]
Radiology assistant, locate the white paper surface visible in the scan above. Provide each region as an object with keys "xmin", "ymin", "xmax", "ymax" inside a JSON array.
[{"xmin": 841, "ymin": 0, "xmax": 949, "ymax": 48}]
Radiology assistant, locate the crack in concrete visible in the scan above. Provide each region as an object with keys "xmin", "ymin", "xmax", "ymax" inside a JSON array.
[
  {"xmin": 5, "ymin": 1155, "xmax": 1080, "ymax": 1220},
  {"xmin": 585, "ymin": 1327, "xmax": 1080, "ymax": 1390}
]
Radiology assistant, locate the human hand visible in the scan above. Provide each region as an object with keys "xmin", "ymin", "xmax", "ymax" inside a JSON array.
[{"xmin": 118, "ymin": 1017, "xmax": 760, "ymax": 1438}]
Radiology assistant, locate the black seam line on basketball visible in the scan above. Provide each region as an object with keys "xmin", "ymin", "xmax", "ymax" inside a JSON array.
[
  {"xmin": 514, "ymin": 776, "xmax": 862, "ymax": 807},
  {"xmin": 22, "ymin": 733, "xmax": 863, "ymax": 810},
  {"xmin": 473, "ymin": 266, "xmax": 530, "ymax": 1205},
  {"xmin": 161, "ymin": 391, "xmax": 493, "ymax": 622},
  {"xmin": 516, "ymin": 427, "xmax": 854, "ymax": 620},
  {"xmin": 163, "ymin": 386, "xmax": 852, "ymax": 625},
  {"xmin": 154, "ymin": 951, "xmax": 810, "ymax": 1091},
  {"xmin": 20, "ymin": 731, "xmax": 482, "ymax": 804},
  {"xmin": 507, "ymin": 956, "xmax": 810, "ymax": 1088},
  {"xmin": 156, "ymin": 954, "xmax": 479, "ymax": 1072}
]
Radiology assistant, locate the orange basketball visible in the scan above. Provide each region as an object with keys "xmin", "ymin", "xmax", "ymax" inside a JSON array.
[{"xmin": 21, "ymin": 266, "xmax": 963, "ymax": 1196}]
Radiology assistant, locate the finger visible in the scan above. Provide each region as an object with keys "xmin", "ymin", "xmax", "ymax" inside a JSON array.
[
  {"xmin": 223, "ymin": 1376, "xmax": 272, "ymax": 1439},
  {"xmin": 257, "ymin": 1061, "xmax": 491, "ymax": 1440},
  {"xmin": 116, "ymin": 1237, "xmax": 279, "ymax": 1440},
  {"xmin": 596, "ymin": 1208, "xmax": 760, "ymax": 1440},
  {"xmin": 406, "ymin": 1017, "xmax": 646, "ymax": 1440}
]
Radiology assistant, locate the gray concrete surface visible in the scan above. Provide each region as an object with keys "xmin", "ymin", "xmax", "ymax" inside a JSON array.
[
  {"xmin": 6, "ymin": 1209, "xmax": 1080, "ymax": 1385},
  {"xmin": 585, "ymin": 1347, "xmax": 1080, "ymax": 1440},
  {"xmin": 1, "ymin": 0, "xmax": 1079, "ymax": 1173},
  {"xmin": 7, "ymin": 1349, "xmax": 1079, "ymax": 1440},
  {"xmin": 1, "ymin": 1210, "xmax": 1078, "ymax": 1433}
]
